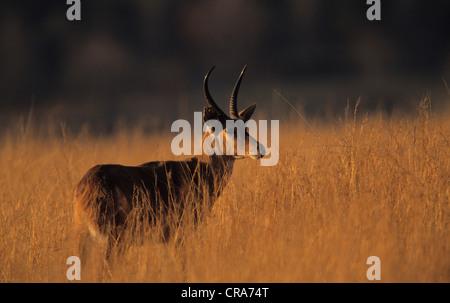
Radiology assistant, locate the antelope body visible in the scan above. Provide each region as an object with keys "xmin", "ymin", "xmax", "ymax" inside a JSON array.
[{"xmin": 73, "ymin": 66, "xmax": 264, "ymax": 250}]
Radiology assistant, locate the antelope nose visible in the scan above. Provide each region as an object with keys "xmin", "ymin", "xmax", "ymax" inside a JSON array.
[{"xmin": 258, "ymin": 144, "xmax": 266, "ymax": 159}]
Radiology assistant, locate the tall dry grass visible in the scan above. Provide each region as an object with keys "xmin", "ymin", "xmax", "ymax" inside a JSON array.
[{"xmin": 0, "ymin": 99, "xmax": 448, "ymax": 282}]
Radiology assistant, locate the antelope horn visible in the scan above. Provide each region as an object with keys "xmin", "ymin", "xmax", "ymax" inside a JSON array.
[
  {"xmin": 229, "ymin": 65, "xmax": 247, "ymax": 119},
  {"xmin": 203, "ymin": 66, "xmax": 228, "ymax": 118}
]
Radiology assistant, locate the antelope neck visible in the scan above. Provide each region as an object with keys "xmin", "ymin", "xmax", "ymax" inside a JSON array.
[{"xmin": 194, "ymin": 154, "xmax": 236, "ymax": 173}]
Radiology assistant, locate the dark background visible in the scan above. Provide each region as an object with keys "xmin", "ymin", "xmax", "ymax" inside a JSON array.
[{"xmin": 0, "ymin": 0, "xmax": 449, "ymax": 132}]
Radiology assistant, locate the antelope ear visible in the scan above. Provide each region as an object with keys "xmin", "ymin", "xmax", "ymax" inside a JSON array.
[{"xmin": 238, "ymin": 104, "xmax": 256, "ymax": 122}]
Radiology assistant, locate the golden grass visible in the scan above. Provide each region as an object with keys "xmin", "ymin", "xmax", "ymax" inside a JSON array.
[{"xmin": 0, "ymin": 99, "xmax": 448, "ymax": 282}]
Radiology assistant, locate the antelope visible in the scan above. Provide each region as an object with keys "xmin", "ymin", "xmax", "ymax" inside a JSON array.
[{"xmin": 73, "ymin": 66, "xmax": 265, "ymax": 256}]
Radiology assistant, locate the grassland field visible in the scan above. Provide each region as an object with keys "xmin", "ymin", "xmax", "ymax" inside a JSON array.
[{"xmin": 0, "ymin": 98, "xmax": 448, "ymax": 282}]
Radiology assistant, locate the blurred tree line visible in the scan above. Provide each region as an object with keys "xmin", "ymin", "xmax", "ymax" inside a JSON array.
[{"xmin": 0, "ymin": 0, "xmax": 449, "ymax": 129}]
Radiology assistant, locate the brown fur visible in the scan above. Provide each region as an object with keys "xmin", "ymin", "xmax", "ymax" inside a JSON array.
[{"xmin": 74, "ymin": 154, "xmax": 234, "ymax": 245}]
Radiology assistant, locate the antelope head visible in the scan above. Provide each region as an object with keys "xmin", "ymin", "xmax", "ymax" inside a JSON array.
[{"xmin": 202, "ymin": 66, "xmax": 266, "ymax": 161}]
